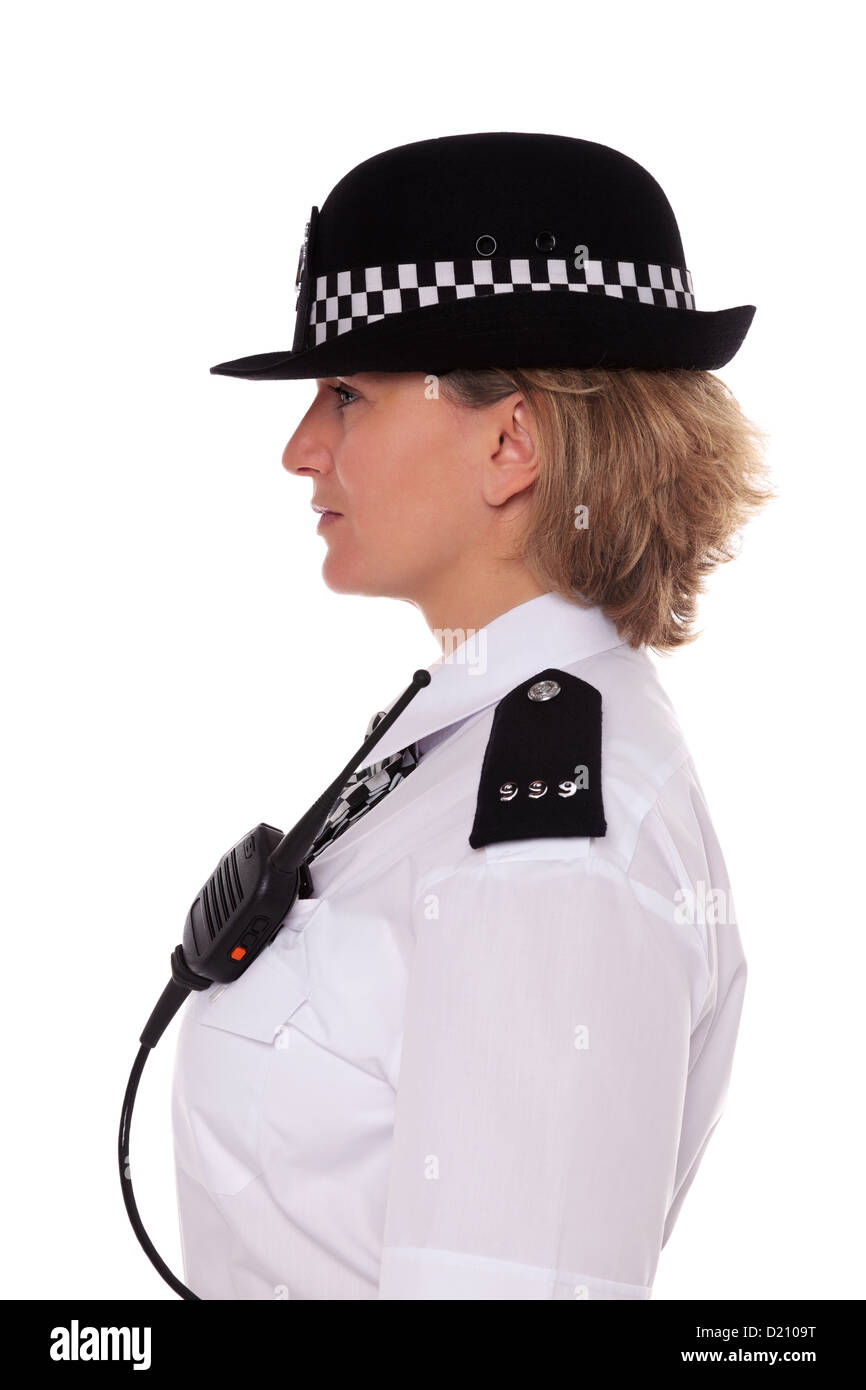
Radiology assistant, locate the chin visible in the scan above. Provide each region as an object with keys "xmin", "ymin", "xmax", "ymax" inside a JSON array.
[
  {"xmin": 321, "ymin": 553, "xmax": 381, "ymax": 597},
  {"xmin": 321, "ymin": 552, "xmax": 409, "ymax": 600}
]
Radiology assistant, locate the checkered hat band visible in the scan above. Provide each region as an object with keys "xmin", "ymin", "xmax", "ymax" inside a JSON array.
[{"xmin": 305, "ymin": 256, "xmax": 695, "ymax": 347}]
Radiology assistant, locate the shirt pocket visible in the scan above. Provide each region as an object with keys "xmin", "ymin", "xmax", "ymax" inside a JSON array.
[
  {"xmin": 174, "ymin": 935, "xmax": 312, "ymax": 1197},
  {"xmin": 274, "ymin": 895, "xmax": 323, "ymax": 938}
]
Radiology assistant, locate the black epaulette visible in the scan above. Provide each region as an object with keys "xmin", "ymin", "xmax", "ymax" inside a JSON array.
[{"xmin": 469, "ymin": 668, "xmax": 606, "ymax": 849}]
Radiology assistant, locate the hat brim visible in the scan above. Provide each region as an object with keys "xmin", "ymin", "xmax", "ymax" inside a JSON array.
[{"xmin": 209, "ymin": 289, "xmax": 755, "ymax": 380}]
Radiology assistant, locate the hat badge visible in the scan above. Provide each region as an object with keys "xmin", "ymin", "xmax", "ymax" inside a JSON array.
[{"xmin": 295, "ymin": 219, "xmax": 312, "ymax": 307}]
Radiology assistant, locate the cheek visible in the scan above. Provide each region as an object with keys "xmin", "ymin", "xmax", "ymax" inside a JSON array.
[
  {"xmin": 346, "ymin": 417, "xmax": 476, "ymax": 537},
  {"xmin": 321, "ymin": 408, "xmax": 482, "ymax": 594}
]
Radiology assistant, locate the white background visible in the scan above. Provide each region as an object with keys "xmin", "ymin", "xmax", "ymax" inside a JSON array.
[{"xmin": 2, "ymin": 0, "xmax": 863, "ymax": 1301}]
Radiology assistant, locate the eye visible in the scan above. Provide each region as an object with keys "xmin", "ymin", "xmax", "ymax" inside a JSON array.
[{"xmin": 329, "ymin": 381, "xmax": 360, "ymax": 409}]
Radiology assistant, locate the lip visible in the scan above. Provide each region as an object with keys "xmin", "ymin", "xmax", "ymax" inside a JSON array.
[{"xmin": 314, "ymin": 507, "xmax": 343, "ymax": 531}]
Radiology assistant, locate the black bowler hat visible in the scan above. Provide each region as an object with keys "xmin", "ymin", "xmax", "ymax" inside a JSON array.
[{"xmin": 209, "ymin": 132, "xmax": 755, "ymax": 380}]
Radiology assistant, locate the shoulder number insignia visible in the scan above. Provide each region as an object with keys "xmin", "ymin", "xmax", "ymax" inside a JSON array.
[{"xmin": 469, "ymin": 668, "xmax": 606, "ymax": 849}]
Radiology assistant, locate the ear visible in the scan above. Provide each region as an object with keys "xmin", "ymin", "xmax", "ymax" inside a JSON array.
[{"xmin": 481, "ymin": 395, "xmax": 539, "ymax": 507}]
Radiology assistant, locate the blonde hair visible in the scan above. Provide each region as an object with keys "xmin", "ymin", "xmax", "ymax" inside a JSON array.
[{"xmin": 438, "ymin": 366, "xmax": 774, "ymax": 652}]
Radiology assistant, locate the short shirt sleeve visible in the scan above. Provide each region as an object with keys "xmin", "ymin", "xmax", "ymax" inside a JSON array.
[{"xmin": 377, "ymin": 830, "xmax": 714, "ymax": 1300}]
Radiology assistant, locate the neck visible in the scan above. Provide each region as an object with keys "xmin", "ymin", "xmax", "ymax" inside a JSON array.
[{"xmin": 414, "ymin": 566, "xmax": 550, "ymax": 654}]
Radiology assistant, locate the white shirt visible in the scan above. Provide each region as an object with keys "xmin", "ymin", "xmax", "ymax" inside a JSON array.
[{"xmin": 170, "ymin": 591, "xmax": 747, "ymax": 1300}]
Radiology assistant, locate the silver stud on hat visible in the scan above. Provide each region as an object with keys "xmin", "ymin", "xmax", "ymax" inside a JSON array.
[{"xmin": 527, "ymin": 679, "xmax": 561, "ymax": 701}]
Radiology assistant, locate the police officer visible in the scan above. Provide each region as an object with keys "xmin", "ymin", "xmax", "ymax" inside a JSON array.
[{"xmin": 170, "ymin": 132, "xmax": 763, "ymax": 1300}]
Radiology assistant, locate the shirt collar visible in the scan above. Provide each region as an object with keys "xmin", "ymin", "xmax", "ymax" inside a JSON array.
[{"xmin": 364, "ymin": 590, "xmax": 628, "ymax": 763}]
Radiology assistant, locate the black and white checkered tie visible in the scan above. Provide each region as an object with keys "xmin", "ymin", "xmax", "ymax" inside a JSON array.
[{"xmin": 306, "ymin": 710, "xmax": 421, "ymax": 863}]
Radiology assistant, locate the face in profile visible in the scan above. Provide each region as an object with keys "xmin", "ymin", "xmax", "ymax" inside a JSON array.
[{"xmin": 281, "ymin": 372, "xmax": 538, "ymax": 608}]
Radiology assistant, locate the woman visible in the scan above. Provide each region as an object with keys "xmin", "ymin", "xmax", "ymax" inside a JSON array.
[{"xmin": 171, "ymin": 132, "xmax": 771, "ymax": 1299}]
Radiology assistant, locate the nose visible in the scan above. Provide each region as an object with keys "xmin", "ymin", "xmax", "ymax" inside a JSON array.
[
  {"xmin": 281, "ymin": 395, "xmax": 335, "ymax": 478},
  {"xmin": 282, "ymin": 431, "xmax": 333, "ymax": 478}
]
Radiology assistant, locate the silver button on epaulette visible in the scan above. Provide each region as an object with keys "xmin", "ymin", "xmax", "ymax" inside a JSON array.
[{"xmin": 527, "ymin": 679, "xmax": 561, "ymax": 701}]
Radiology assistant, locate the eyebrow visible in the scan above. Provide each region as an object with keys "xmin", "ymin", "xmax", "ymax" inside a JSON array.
[
  {"xmin": 333, "ymin": 373, "xmax": 379, "ymax": 388},
  {"xmin": 318, "ymin": 372, "xmax": 384, "ymax": 388}
]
